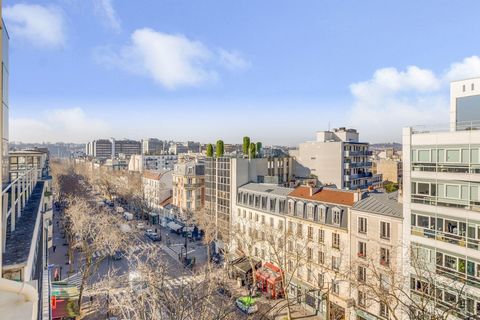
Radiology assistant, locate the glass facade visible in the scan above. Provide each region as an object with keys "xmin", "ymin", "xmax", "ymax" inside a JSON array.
[{"xmin": 456, "ymin": 95, "xmax": 480, "ymax": 128}]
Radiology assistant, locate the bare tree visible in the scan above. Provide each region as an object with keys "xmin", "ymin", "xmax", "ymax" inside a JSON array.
[
  {"xmin": 348, "ymin": 244, "xmax": 469, "ymax": 320},
  {"xmin": 65, "ymin": 197, "xmax": 129, "ymax": 311}
]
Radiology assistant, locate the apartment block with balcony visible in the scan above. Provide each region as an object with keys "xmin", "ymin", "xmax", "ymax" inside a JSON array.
[
  {"xmin": 172, "ymin": 159, "xmax": 205, "ymax": 218},
  {"xmin": 9, "ymin": 149, "xmax": 49, "ymax": 181},
  {"xmin": 290, "ymin": 128, "xmax": 373, "ymax": 190},
  {"xmin": 128, "ymin": 154, "xmax": 178, "ymax": 172},
  {"xmin": 142, "ymin": 170, "xmax": 173, "ymax": 212},
  {"xmin": 142, "ymin": 138, "xmax": 165, "ymax": 155},
  {"xmin": 403, "ymin": 77, "xmax": 480, "ymax": 319}
]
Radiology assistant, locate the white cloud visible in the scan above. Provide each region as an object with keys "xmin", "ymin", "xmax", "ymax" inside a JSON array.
[
  {"xmin": 347, "ymin": 56, "xmax": 480, "ymax": 142},
  {"xmin": 218, "ymin": 49, "xmax": 250, "ymax": 71},
  {"xmin": 444, "ymin": 56, "xmax": 480, "ymax": 82},
  {"xmin": 11, "ymin": 108, "xmax": 110, "ymax": 143},
  {"xmin": 93, "ymin": 0, "xmax": 121, "ymax": 32},
  {"xmin": 3, "ymin": 4, "xmax": 66, "ymax": 48},
  {"xmin": 95, "ymin": 28, "xmax": 250, "ymax": 89}
]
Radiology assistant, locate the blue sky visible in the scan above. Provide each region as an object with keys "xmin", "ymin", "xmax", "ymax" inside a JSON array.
[{"xmin": 4, "ymin": 0, "xmax": 480, "ymax": 145}]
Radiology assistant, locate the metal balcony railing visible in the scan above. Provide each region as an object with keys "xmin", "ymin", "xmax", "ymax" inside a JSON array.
[{"xmin": 1, "ymin": 168, "xmax": 41, "ymax": 249}]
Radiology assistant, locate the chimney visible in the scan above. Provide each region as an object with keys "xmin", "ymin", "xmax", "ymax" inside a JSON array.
[
  {"xmin": 354, "ymin": 188, "xmax": 362, "ymax": 202},
  {"xmin": 309, "ymin": 186, "xmax": 321, "ymax": 196}
]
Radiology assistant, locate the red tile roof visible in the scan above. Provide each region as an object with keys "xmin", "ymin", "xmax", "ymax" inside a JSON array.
[{"xmin": 288, "ymin": 186, "xmax": 356, "ymax": 206}]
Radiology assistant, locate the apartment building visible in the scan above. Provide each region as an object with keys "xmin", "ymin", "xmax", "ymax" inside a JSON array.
[
  {"xmin": 169, "ymin": 143, "xmax": 188, "ymax": 155},
  {"xmin": 91, "ymin": 139, "xmax": 113, "ymax": 159},
  {"xmin": 266, "ymin": 156, "xmax": 292, "ymax": 185},
  {"xmin": 403, "ymin": 77, "xmax": 480, "ymax": 319},
  {"xmin": 128, "ymin": 154, "xmax": 178, "ymax": 172},
  {"xmin": 112, "ymin": 139, "xmax": 141, "ymax": 159},
  {"xmin": 142, "ymin": 138, "xmax": 164, "ymax": 155},
  {"xmin": 290, "ymin": 128, "xmax": 373, "ymax": 190},
  {"xmin": 286, "ymin": 186, "xmax": 359, "ymax": 319},
  {"xmin": 232, "ymin": 183, "xmax": 361, "ymax": 318},
  {"xmin": 373, "ymin": 158, "xmax": 403, "ymax": 184},
  {"xmin": 142, "ymin": 170, "xmax": 173, "ymax": 212},
  {"xmin": 205, "ymin": 157, "xmax": 268, "ymax": 250},
  {"xmin": 172, "ymin": 160, "xmax": 205, "ymax": 218},
  {"xmin": 350, "ymin": 192, "xmax": 403, "ymax": 320},
  {"xmin": 9, "ymin": 149, "xmax": 49, "ymax": 180}
]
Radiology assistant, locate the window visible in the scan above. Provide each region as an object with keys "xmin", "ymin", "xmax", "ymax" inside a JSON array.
[
  {"xmin": 278, "ymin": 220, "xmax": 283, "ymax": 230},
  {"xmin": 446, "ymin": 185, "xmax": 460, "ymax": 199},
  {"xmin": 333, "ymin": 209, "xmax": 341, "ymax": 225},
  {"xmin": 418, "ymin": 150, "xmax": 430, "ymax": 162},
  {"xmin": 318, "ymin": 273, "xmax": 324, "ymax": 288},
  {"xmin": 380, "ymin": 274, "xmax": 390, "ymax": 291},
  {"xmin": 446, "ymin": 149, "xmax": 460, "ymax": 163},
  {"xmin": 380, "ymin": 222, "xmax": 391, "ymax": 240},
  {"xmin": 332, "ymin": 233, "xmax": 340, "ymax": 249},
  {"xmin": 288, "ymin": 221, "xmax": 293, "ymax": 233},
  {"xmin": 358, "ymin": 217, "xmax": 367, "ymax": 234},
  {"xmin": 297, "ymin": 223, "xmax": 303, "ymax": 237},
  {"xmin": 332, "ymin": 281, "xmax": 340, "ymax": 295},
  {"xmin": 307, "ymin": 268, "xmax": 312, "ymax": 282},
  {"xmin": 380, "ymin": 248, "xmax": 390, "ymax": 266},
  {"xmin": 318, "ymin": 229, "xmax": 325, "ymax": 243},
  {"xmin": 417, "ymin": 183, "xmax": 430, "ymax": 195},
  {"xmin": 358, "ymin": 241, "xmax": 366, "ymax": 258},
  {"xmin": 307, "ymin": 248, "xmax": 313, "ymax": 261},
  {"xmin": 318, "ymin": 251, "xmax": 325, "ymax": 264},
  {"xmin": 358, "ymin": 291, "xmax": 366, "ymax": 307},
  {"xmin": 237, "ymin": 208, "xmax": 241, "ymax": 217},
  {"xmin": 261, "ymin": 215, "xmax": 265, "ymax": 225},
  {"xmin": 358, "ymin": 266, "xmax": 366, "ymax": 283},
  {"xmin": 288, "ymin": 240, "xmax": 293, "ymax": 252},
  {"xmin": 307, "ymin": 226, "xmax": 313, "ymax": 240},
  {"xmin": 270, "ymin": 217, "xmax": 274, "ymax": 227},
  {"xmin": 332, "ymin": 256, "xmax": 340, "ymax": 271},
  {"xmin": 380, "ymin": 302, "xmax": 389, "ymax": 318}
]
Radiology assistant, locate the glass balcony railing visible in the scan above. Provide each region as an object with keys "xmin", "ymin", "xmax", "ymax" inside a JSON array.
[
  {"xmin": 411, "ymin": 195, "xmax": 480, "ymax": 211},
  {"xmin": 412, "ymin": 162, "xmax": 480, "ymax": 174}
]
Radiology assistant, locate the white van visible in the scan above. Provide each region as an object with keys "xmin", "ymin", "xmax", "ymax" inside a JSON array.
[
  {"xmin": 124, "ymin": 212, "xmax": 133, "ymax": 221},
  {"xmin": 116, "ymin": 207, "xmax": 125, "ymax": 214}
]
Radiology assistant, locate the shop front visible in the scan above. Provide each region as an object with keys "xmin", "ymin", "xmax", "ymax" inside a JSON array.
[
  {"xmin": 255, "ymin": 262, "xmax": 284, "ymax": 299},
  {"xmin": 288, "ymin": 280, "xmax": 325, "ymax": 316}
]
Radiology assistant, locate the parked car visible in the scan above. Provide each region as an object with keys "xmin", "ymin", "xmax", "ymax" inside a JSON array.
[
  {"xmin": 148, "ymin": 234, "xmax": 161, "ymax": 242},
  {"xmin": 137, "ymin": 222, "xmax": 145, "ymax": 229},
  {"xmin": 236, "ymin": 296, "xmax": 258, "ymax": 314}
]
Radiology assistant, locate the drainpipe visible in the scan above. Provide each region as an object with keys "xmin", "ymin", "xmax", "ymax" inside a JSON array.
[{"xmin": 0, "ymin": 278, "xmax": 38, "ymax": 320}]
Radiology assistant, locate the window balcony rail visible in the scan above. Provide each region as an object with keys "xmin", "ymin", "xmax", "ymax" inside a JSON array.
[
  {"xmin": 345, "ymin": 151, "xmax": 371, "ymax": 157},
  {"xmin": 412, "ymin": 162, "xmax": 480, "ymax": 174},
  {"xmin": 411, "ymin": 226, "xmax": 480, "ymax": 250},
  {"xmin": 436, "ymin": 265, "xmax": 480, "ymax": 289},
  {"xmin": 411, "ymin": 194, "xmax": 480, "ymax": 211}
]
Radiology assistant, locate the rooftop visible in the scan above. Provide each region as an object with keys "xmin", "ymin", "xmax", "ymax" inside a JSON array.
[
  {"xmin": 142, "ymin": 169, "xmax": 172, "ymax": 180},
  {"xmin": 288, "ymin": 186, "xmax": 357, "ymax": 206},
  {"xmin": 239, "ymin": 183, "xmax": 294, "ymax": 197},
  {"xmin": 353, "ymin": 191, "xmax": 403, "ymax": 218}
]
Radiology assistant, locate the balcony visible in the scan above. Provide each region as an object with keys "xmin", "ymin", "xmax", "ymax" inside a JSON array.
[
  {"xmin": 411, "ymin": 226, "xmax": 479, "ymax": 250},
  {"xmin": 0, "ymin": 168, "xmax": 51, "ymax": 320}
]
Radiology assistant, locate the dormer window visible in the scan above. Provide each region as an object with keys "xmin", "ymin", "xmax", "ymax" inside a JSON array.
[
  {"xmin": 318, "ymin": 205, "xmax": 327, "ymax": 221},
  {"xmin": 332, "ymin": 208, "xmax": 341, "ymax": 225}
]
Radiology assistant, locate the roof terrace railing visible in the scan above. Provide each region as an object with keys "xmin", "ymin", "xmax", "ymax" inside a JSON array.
[{"xmin": 412, "ymin": 120, "xmax": 480, "ymax": 134}]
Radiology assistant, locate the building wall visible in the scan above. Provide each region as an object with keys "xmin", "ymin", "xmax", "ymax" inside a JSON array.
[
  {"xmin": 172, "ymin": 161, "xmax": 205, "ymax": 214},
  {"xmin": 350, "ymin": 208, "xmax": 404, "ymax": 320},
  {"xmin": 374, "ymin": 159, "xmax": 402, "ymax": 184},
  {"xmin": 403, "ymin": 105, "xmax": 480, "ymax": 318},
  {"xmin": 1, "ymin": 19, "xmax": 8, "ymax": 186}
]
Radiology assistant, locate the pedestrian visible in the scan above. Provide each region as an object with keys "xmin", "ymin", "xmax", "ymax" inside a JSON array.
[
  {"xmin": 53, "ymin": 245, "xmax": 56, "ymax": 253},
  {"xmin": 90, "ymin": 296, "xmax": 93, "ymax": 304}
]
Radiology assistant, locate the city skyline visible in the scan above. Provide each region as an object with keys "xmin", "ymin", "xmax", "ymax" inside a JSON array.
[{"xmin": 5, "ymin": 0, "xmax": 480, "ymax": 145}]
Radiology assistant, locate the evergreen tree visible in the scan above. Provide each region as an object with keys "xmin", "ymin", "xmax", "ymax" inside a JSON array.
[
  {"xmin": 216, "ymin": 140, "xmax": 224, "ymax": 157},
  {"xmin": 243, "ymin": 136, "xmax": 250, "ymax": 155},
  {"xmin": 206, "ymin": 144, "xmax": 213, "ymax": 157}
]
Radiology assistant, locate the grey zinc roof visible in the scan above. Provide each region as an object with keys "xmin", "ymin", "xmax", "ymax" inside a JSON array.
[
  {"xmin": 353, "ymin": 191, "xmax": 403, "ymax": 218},
  {"xmin": 239, "ymin": 183, "xmax": 294, "ymax": 197}
]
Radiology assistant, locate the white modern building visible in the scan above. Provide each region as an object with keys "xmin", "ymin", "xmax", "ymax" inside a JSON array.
[
  {"xmin": 128, "ymin": 154, "xmax": 178, "ymax": 172},
  {"xmin": 403, "ymin": 77, "xmax": 480, "ymax": 319},
  {"xmin": 290, "ymin": 128, "xmax": 374, "ymax": 190}
]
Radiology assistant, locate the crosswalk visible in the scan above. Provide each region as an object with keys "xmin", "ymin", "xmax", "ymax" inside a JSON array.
[
  {"xmin": 63, "ymin": 272, "xmax": 82, "ymax": 287},
  {"xmin": 91, "ymin": 242, "xmax": 160, "ymax": 259}
]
